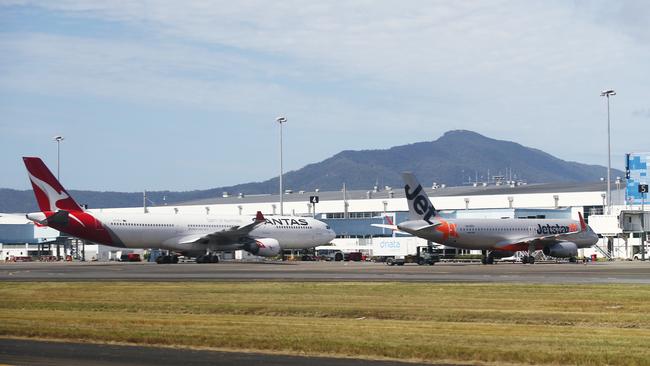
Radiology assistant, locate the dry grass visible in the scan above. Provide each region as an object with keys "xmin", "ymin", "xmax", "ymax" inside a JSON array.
[{"xmin": 1, "ymin": 282, "xmax": 649, "ymax": 365}]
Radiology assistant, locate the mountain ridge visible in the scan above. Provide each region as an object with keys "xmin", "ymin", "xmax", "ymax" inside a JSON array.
[{"xmin": 0, "ymin": 130, "xmax": 622, "ymax": 212}]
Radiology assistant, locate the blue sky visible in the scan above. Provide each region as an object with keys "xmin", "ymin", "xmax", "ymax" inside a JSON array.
[{"xmin": 1, "ymin": 1, "xmax": 649, "ymax": 191}]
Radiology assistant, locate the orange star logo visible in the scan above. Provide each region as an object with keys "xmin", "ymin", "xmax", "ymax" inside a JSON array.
[{"xmin": 436, "ymin": 219, "xmax": 459, "ymax": 241}]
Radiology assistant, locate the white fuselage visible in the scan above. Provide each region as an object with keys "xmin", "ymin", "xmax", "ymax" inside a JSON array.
[
  {"xmin": 79, "ymin": 211, "xmax": 335, "ymax": 252},
  {"xmin": 398, "ymin": 218, "xmax": 598, "ymax": 251}
]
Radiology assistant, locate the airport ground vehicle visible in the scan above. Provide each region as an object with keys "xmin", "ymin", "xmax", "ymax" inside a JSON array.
[
  {"xmin": 344, "ymin": 252, "xmax": 363, "ymax": 261},
  {"xmin": 386, "ymin": 246, "xmax": 440, "ymax": 266},
  {"xmin": 119, "ymin": 253, "xmax": 141, "ymax": 262},
  {"xmin": 316, "ymin": 249, "xmax": 344, "ymax": 261}
]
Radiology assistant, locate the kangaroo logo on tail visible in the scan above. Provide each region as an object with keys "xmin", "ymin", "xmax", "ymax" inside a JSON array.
[
  {"xmin": 402, "ymin": 172, "xmax": 436, "ymax": 224},
  {"xmin": 23, "ymin": 157, "xmax": 83, "ymax": 212}
]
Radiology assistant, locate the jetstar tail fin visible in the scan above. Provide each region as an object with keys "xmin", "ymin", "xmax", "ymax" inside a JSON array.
[
  {"xmin": 23, "ymin": 157, "xmax": 83, "ymax": 212},
  {"xmin": 402, "ymin": 172, "xmax": 437, "ymax": 223}
]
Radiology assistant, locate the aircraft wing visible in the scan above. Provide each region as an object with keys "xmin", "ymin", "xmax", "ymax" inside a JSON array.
[
  {"xmin": 494, "ymin": 230, "xmax": 581, "ymax": 251},
  {"xmin": 495, "ymin": 213, "xmax": 587, "ymax": 250},
  {"xmin": 513, "ymin": 230, "xmax": 582, "ymax": 244},
  {"xmin": 177, "ymin": 211, "xmax": 266, "ymax": 245}
]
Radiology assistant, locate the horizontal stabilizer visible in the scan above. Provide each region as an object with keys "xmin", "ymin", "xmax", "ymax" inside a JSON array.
[
  {"xmin": 371, "ymin": 223, "xmax": 409, "ymax": 235},
  {"xmin": 410, "ymin": 222, "xmax": 442, "ymax": 233}
]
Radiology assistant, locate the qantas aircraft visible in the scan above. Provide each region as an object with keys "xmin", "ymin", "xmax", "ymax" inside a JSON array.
[
  {"xmin": 374, "ymin": 172, "xmax": 598, "ymax": 264},
  {"xmin": 23, "ymin": 157, "xmax": 336, "ymax": 263}
]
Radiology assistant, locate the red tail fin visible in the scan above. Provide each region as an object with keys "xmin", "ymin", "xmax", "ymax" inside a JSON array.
[
  {"xmin": 578, "ymin": 212, "xmax": 587, "ymax": 231},
  {"xmin": 23, "ymin": 157, "xmax": 83, "ymax": 212},
  {"xmin": 255, "ymin": 211, "xmax": 265, "ymax": 222}
]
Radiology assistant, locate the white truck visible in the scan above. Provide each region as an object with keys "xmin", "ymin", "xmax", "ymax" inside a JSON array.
[{"xmin": 371, "ymin": 237, "xmax": 440, "ymax": 265}]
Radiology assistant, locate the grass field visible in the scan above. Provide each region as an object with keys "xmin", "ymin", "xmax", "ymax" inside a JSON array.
[{"xmin": 1, "ymin": 282, "xmax": 649, "ymax": 365}]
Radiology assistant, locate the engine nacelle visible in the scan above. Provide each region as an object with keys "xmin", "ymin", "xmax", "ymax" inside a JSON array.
[
  {"xmin": 543, "ymin": 242, "xmax": 578, "ymax": 258},
  {"xmin": 244, "ymin": 238, "xmax": 282, "ymax": 257}
]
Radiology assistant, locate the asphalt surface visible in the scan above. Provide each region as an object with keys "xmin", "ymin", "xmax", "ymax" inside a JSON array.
[
  {"xmin": 0, "ymin": 338, "xmax": 447, "ymax": 366},
  {"xmin": 1, "ymin": 261, "xmax": 648, "ymax": 366},
  {"xmin": 1, "ymin": 260, "xmax": 649, "ymax": 283}
]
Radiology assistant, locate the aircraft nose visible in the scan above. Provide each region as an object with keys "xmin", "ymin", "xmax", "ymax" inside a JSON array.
[{"xmin": 327, "ymin": 229, "xmax": 336, "ymax": 242}]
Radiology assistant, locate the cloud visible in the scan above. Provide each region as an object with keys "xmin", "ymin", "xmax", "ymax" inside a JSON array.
[
  {"xmin": 9, "ymin": 1, "xmax": 637, "ymax": 90},
  {"xmin": 1, "ymin": 0, "xmax": 649, "ymax": 190}
]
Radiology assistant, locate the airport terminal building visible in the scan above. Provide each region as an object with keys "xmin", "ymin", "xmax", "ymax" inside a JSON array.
[{"xmin": 2, "ymin": 178, "xmax": 648, "ymax": 261}]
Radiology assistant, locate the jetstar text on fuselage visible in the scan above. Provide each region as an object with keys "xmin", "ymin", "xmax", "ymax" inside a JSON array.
[{"xmin": 536, "ymin": 223, "xmax": 577, "ymax": 235}]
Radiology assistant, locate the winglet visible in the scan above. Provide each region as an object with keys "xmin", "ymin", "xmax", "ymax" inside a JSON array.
[
  {"xmin": 578, "ymin": 212, "xmax": 587, "ymax": 231},
  {"xmin": 255, "ymin": 211, "xmax": 265, "ymax": 222},
  {"xmin": 384, "ymin": 215, "xmax": 394, "ymax": 225}
]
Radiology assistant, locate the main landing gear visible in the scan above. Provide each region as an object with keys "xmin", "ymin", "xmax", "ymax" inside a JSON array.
[
  {"xmin": 522, "ymin": 243, "xmax": 535, "ymax": 264},
  {"xmin": 481, "ymin": 250, "xmax": 495, "ymax": 265},
  {"xmin": 196, "ymin": 254, "xmax": 220, "ymax": 264},
  {"xmin": 521, "ymin": 255, "xmax": 535, "ymax": 264},
  {"xmin": 155, "ymin": 254, "xmax": 179, "ymax": 264}
]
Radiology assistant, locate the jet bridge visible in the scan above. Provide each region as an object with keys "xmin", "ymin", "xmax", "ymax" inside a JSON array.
[{"xmin": 619, "ymin": 210, "xmax": 649, "ymax": 260}]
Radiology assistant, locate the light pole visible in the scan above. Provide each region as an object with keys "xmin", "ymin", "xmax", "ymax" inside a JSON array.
[
  {"xmin": 53, "ymin": 135, "xmax": 64, "ymax": 180},
  {"xmin": 276, "ymin": 116, "xmax": 287, "ymax": 215},
  {"xmin": 600, "ymin": 89, "xmax": 616, "ymax": 214},
  {"xmin": 615, "ymin": 176, "xmax": 622, "ymax": 207},
  {"xmin": 52, "ymin": 135, "xmax": 64, "ymax": 260}
]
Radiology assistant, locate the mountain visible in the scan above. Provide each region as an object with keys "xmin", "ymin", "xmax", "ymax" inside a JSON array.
[{"xmin": 0, "ymin": 130, "xmax": 622, "ymax": 212}]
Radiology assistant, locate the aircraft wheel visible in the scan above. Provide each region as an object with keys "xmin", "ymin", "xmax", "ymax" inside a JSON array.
[
  {"xmin": 528, "ymin": 256, "xmax": 535, "ymax": 264},
  {"xmin": 172, "ymin": 255, "xmax": 179, "ymax": 264},
  {"xmin": 569, "ymin": 257, "xmax": 577, "ymax": 263},
  {"xmin": 486, "ymin": 256, "xmax": 494, "ymax": 265},
  {"xmin": 522, "ymin": 256, "xmax": 528, "ymax": 264},
  {"xmin": 211, "ymin": 255, "xmax": 219, "ymax": 263},
  {"xmin": 481, "ymin": 257, "xmax": 487, "ymax": 265}
]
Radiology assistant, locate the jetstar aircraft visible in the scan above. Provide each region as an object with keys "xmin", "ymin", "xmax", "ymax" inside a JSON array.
[
  {"xmin": 374, "ymin": 172, "xmax": 598, "ymax": 264},
  {"xmin": 23, "ymin": 157, "xmax": 336, "ymax": 263}
]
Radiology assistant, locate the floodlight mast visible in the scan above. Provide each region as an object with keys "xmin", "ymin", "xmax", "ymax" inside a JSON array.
[
  {"xmin": 600, "ymin": 89, "xmax": 616, "ymax": 214},
  {"xmin": 53, "ymin": 135, "xmax": 64, "ymax": 180},
  {"xmin": 276, "ymin": 116, "xmax": 287, "ymax": 215}
]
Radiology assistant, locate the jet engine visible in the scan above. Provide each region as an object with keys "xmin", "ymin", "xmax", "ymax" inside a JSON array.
[
  {"xmin": 244, "ymin": 238, "xmax": 282, "ymax": 257},
  {"xmin": 543, "ymin": 242, "xmax": 578, "ymax": 258}
]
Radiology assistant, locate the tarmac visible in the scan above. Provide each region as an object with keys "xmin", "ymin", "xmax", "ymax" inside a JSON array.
[
  {"xmin": 2, "ymin": 260, "xmax": 649, "ymax": 365},
  {"xmin": 1, "ymin": 260, "xmax": 649, "ymax": 283},
  {"xmin": 0, "ymin": 338, "xmax": 449, "ymax": 366}
]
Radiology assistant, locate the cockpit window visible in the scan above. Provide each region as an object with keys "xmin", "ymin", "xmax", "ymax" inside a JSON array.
[{"xmin": 326, "ymin": 225, "xmax": 330, "ymax": 229}]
